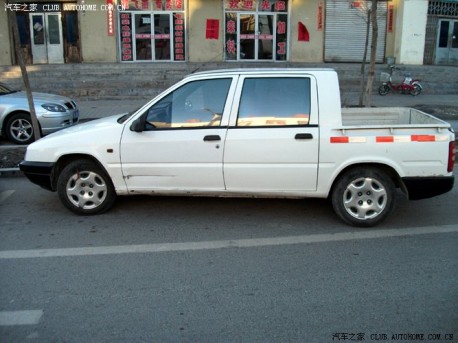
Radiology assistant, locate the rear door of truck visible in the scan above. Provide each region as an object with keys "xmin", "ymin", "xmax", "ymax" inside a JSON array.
[{"xmin": 223, "ymin": 73, "xmax": 320, "ymax": 193}]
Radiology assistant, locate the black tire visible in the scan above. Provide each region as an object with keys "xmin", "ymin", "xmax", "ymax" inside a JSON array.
[
  {"xmin": 410, "ymin": 83, "xmax": 422, "ymax": 96},
  {"xmin": 5, "ymin": 112, "xmax": 35, "ymax": 145},
  {"xmin": 331, "ymin": 167, "xmax": 396, "ymax": 227},
  {"xmin": 378, "ymin": 84, "xmax": 390, "ymax": 96},
  {"xmin": 57, "ymin": 159, "xmax": 116, "ymax": 215}
]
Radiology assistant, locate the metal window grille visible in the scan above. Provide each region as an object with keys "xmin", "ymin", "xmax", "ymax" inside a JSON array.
[{"xmin": 428, "ymin": 1, "xmax": 458, "ymax": 16}]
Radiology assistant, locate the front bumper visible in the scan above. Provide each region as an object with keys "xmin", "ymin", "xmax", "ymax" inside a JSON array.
[
  {"xmin": 19, "ymin": 161, "xmax": 55, "ymax": 191},
  {"xmin": 402, "ymin": 176, "xmax": 454, "ymax": 200},
  {"xmin": 40, "ymin": 108, "xmax": 79, "ymax": 135}
]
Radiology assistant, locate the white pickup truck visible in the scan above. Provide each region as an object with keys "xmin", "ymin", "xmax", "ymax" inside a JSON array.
[{"xmin": 19, "ymin": 69, "xmax": 455, "ymax": 226}]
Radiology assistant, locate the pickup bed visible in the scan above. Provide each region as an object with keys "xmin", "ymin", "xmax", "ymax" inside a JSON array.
[{"xmin": 19, "ymin": 69, "xmax": 455, "ymax": 226}]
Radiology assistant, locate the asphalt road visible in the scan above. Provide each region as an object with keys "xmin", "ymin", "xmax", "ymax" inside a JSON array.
[{"xmin": 0, "ymin": 177, "xmax": 457, "ymax": 342}]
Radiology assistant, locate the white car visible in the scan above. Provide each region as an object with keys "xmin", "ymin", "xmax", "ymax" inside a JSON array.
[{"xmin": 0, "ymin": 82, "xmax": 79, "ymax": 144}]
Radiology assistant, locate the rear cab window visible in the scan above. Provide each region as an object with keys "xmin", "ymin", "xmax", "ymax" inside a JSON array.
[{"xmin": 233, "ymin": 76, "xmax": 312, "ymax": 127}]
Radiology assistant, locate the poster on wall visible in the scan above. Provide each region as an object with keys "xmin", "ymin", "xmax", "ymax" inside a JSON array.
[
  {"xmin": 276, "ymin": 14, "xmax": 287, "ymax": 60},
  {"xmin": 206, "ymin": 19, "xmax": 219, "ymax": 40},
  {"xmin": 225, "ymin": 0, "xmax": 288, "ymax": 12},
  {"xmin": 317, "ymin": 2, "xmax": 323, "ymax": 31},
  {"xmin": 153, "ymin": 0, "xmax": 184, "ymax": 10},
  {"xmin": 173, "ymin": 13, "xmax": 185, "ymax": 60},
  {"xmin": 225, "ymin": 13, "xmax": 237, "ymax": 60},
  {"xmin": 120, "ymin": 13, "xmax": 133, "ymax": 61}
]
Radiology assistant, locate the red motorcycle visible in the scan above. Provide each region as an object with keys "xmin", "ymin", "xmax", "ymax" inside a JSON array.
[{"xmin": 378, "ymin": 65, "xmax": 422, "ymax": 96}]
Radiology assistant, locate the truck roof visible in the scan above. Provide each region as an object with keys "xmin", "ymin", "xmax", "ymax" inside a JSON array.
[{"xmin": 186, "ymin": 68, "xmax": 336, "ymax": 78}]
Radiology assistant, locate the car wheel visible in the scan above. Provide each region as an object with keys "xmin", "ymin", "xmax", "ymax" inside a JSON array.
[
  {"xmin": 331, "ymin": 167, "xmax": 396, "ymax": 227},
  {"xmin": 57, "ymin": 159, "xmax": 116, "ymax": 215},
  {"xmin": 5, "ymin": 112, "xmax": 35, "ymax": 145}
]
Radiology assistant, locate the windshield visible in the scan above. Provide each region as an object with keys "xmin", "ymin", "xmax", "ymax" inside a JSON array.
[{"xmin": 0, "ymin": 83, "xmax": 18, "ymax": 95}]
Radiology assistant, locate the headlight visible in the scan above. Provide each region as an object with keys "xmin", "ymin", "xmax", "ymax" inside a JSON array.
[{"xmin": 42, "ymin": 103, "xmax": 66, "ymax": 112}]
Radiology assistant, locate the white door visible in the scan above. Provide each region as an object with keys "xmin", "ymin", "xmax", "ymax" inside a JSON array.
[
  {"xmin": 224, "ymin": 75, "xmax": 319, "ymax": 193},
  {"xmin": 435, "ymin": 19, "xmax": 458, "ymax": 65},
  {"xmin": 30, "ymin": 13, "xmax": 64, "ymax": 64},
  {"xmin": 120, "ymin": 77, "xmax": 235, "ymax": 192}
]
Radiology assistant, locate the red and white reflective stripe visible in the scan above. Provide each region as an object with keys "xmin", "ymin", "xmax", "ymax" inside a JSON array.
[
  {"xmin": 330, "ymin": 135, "xmax": 449, "ymax": 143},
  {"xmin": 330, "ymin": 137, "xmax": 367, "ymax": 143}
]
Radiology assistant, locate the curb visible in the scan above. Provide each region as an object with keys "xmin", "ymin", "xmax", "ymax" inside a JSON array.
[{"xmin": 0, "ymin": 168, "xmax": 23, "ymax": 177}]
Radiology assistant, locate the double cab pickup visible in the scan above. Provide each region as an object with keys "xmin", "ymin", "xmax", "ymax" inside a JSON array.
[{"xmin": 20, "ymin": 69, "xmax": 455, "ymax": 226}]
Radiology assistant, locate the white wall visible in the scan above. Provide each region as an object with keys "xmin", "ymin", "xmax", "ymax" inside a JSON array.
[{"xmin": 394, "ymin": 0, "xmax": 428, "ymax": 65}]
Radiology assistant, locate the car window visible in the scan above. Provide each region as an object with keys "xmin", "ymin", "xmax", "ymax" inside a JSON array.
[
  {"xmin": 144, "ymin": 78, "xmax": 232, "ymax": 129},
  {"xmin": 237, "ymin": 77, "xmax": 311, "ymax": 127}
]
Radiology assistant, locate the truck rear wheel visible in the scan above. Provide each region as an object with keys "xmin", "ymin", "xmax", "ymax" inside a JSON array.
[
  {"xmin": 57, "ymin": 159, "xmax": 116, "ymax": 215},
  {"xmin": 331, "ymin": 167, "xmax": 396, "ymax": 227}
]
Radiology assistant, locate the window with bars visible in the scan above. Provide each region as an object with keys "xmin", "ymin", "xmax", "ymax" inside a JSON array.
[{"xmin": 428, "ymin": 1, "xmax": 458, "ymax": 16}]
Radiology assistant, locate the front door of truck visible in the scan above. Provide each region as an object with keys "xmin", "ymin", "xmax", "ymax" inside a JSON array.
[
  {"xmin": 120, "ymin": 77, "xmax": 235, "ymax": 192},
  {"xmin": 223, "ymin": 75, "xmax": 319, "ymax": 193}
]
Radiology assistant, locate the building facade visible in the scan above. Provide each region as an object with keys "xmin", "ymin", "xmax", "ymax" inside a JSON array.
[{"xmin": 1, "ymin": 0, "xmax": 457, "ymax": 66}]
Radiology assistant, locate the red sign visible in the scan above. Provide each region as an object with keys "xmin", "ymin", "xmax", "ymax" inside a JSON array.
[
  {"xmin": 317, "ymin": 2, "xmax": 323, "ymax": 31},
  {"xmin": 106, "ymin": 0, "xmax": 114, "ymax": 36},
  {"xmin": 174, "ymin": 13, "xmax": 185, "ymax": 60},
  {"xmin": 298, "ymin": 22, "xmax": 309, "ymax": 42},
  {"xmin": 120, "ymin": 13, "xmax": 133, "ymax": 61},
  {"xmin": 206, "ymin": 19, "xmax": 219, "ymax": 40},
  {"xmin": 388, "ymin": 4, "xmax": 394, "ymax": 32},
  {"xmin": 351, "ymin": 1, "xmax": 362, "ymax": 8}
]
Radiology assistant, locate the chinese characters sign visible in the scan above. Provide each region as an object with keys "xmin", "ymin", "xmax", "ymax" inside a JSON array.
[
  {"xmin": 173, "ymin": 13, "xmax": 185, "ymax": 60},
  {"xmin": 224, "ymin": 0, "xmax": 288, "ymax": 12},
  {"xmin": 120, "ymin": 13, "xmax": 133, "ymax": 61},
  {"xmin": 206, "ymin": 19, "xmax": 219, "ymax": 40},
  {"xmin": 120, "ymin": 0, "xmax": 184, "ymax": 11},
  {"xmin": 107, "ymin": 0, "xmax": 114, "ymax": 36},
  {"xmin": 317, "ymin": 2, "xmax": 323, "ymax": 31}
]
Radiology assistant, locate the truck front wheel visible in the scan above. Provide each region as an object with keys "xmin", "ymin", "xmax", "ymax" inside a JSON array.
[
  {"xmin": 331, "ymin": 167, "xmax": 396, "ymax": 227},
  {"xmin": 57, "ymin": 159, "xmax": 116, "ymax": 215}
]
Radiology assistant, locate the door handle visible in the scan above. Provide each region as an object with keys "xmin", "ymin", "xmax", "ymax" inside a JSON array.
[
  {"xmin": 203, "ymin": 135, "xmax": 221, "ymax": 142},
  {"xmin": 295, "ymin": 133, "xmax": 313, "ymax": 140}
]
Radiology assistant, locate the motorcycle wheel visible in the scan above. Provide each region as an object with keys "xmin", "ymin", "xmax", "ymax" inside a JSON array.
[
  {"xmin": 410, "ymin": 83, "xmax": 422, "ymax": 96},
  {"xmin": 378, "ymin": 84, "xmax": 390, "ymax": 96}
]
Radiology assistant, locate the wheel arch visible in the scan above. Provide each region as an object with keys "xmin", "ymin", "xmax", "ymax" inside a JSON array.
[
  {"xmin": 328, "ymin": 162, "xmax": 404, "ymax": 199},
  {"xmin": 2, "ymin": 110, "xmax": 27, "ymax": 135},
  {"xmin": 51, "ymin": 154, "xmax": 112, "ymax": 191},
  {"xmin": 1, "ymin": 110, "xmax": 42, "ymax": 137}
]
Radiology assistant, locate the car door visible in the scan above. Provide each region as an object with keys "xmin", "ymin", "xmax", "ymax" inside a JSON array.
[
  {"xmin": 120, "ymin": 76, "xmax": 235, "ymax": 192},
  {"xmin": 223, "ymin": 74, "xmax": 319, "ymax": 194}
]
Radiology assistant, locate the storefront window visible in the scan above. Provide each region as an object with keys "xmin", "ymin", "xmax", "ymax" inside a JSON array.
[
  {"xmin": 224, "ymin": 0, "xmax": 289, "ymax": 61},
  {"xmin": 119, "ymin": 0, "xmax": 185, "ymax": 62}
]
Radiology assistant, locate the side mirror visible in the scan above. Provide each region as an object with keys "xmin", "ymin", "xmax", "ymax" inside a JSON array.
[{"xmin": 130, "ymin": 116, "xmax": 145, "ymax": 132}]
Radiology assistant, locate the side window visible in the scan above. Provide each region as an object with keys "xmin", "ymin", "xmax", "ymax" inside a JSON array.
[
  {"xmin": 145, "ymin": 78, "xmax": 232, "ymax": 129},
  {"xmin": 237, "ymin": 77, "xmax": 311, "ymax": 127}
]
